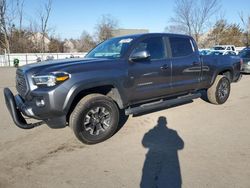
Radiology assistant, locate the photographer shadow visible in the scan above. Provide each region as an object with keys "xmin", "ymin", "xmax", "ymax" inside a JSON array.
[{"xmin": 140, "ymin": 116, "xmax": 184, "ymax": 188}]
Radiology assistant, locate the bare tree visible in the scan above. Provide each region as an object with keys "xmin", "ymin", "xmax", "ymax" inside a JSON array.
[
  {"xmin": 27, "ymin": 19, "xmax": 40, "ymax": 52},
  {"xmin": 201, "ymin": 19, "xmax": 244, "ymax": 48},
  {"xmin": 0, "ymin": 0, "xmax": 55, "ymax": 54},
  {"xmin": 48, "ymin": 37, "xmax": 64, "ymax": 52},
  {"xmin": 164, "ymin": 24, "xmax": 188, "ymax": 34},
  {"xmin": 95, "ymin": 14, "xmax": 118, "ymax": 43},
  {"xmin": 239, "ymin": 12, "xmax": 250, "ymax": 47},
  {"xmin": 16, "ymin": 0, "xmax": 24, "ymax": 31},
  {"xmin": 210, "ymin": 19, "xmax": 227, "ymax": 45},
  {"xmin": 77, "ymin": 31, "xmax": 96, "ymax": 52},
  {"xmin": 0, "ymin": 0, "xmax": 27, "ymax": 54},
  {"xmin": 39, "ymin": 0, "xmax": 52, "ymax": 53},
  {"xmin": 0, "ymin": 0, "xmax": 10, "ymax": 54},
  {"xmin": 170, "ymin": 0, "xmax": 193, "ymax": 35},
  {"xmin": 170, "ymin": 0, "xmax": 220, "ymax": 44}
]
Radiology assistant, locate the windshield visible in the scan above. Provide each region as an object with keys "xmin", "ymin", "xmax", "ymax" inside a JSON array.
[{"xmin": 86, "ymin": 37, "xmax": 135, "ymax": 59}]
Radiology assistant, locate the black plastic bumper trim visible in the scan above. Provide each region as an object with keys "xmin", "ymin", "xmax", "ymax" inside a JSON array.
[{"xmin": 3, "ymin": 88, "xmax": 43, "ymax": 129}]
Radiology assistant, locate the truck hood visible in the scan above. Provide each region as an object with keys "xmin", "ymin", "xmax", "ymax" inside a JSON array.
[{"xmin": 20, "ymin": 58, "xmax": 112, "ymax": 73}]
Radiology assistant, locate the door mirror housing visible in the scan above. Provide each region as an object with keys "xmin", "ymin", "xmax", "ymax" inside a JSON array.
[{"xmin": 129, "ymin": 51, "xmax": 151, "ymax": 62}]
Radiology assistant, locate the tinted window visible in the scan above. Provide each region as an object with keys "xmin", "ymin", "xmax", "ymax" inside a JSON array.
[
  {"xmin": 170, "ymin": 37, "xmax": 194, "ymax": 57},
  {"xmin": 212, "ymin": 47, "xmax": 225, "ymax": 50},
  {"xmin": 132, "ymin": 37, "xmax": 165, "ymax": 60},
  {"xmin": 208, "ymin": 51, "xmax": 223, "ymax": 55},
  {"xmin": 225, "ymin": 51, "xmax": 236, "ymax": 56}
]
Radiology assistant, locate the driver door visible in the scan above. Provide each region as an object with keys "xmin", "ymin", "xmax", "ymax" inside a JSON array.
[{"xmin": 127, "ymin": 36, "xmax": 172, "ymax": 103}]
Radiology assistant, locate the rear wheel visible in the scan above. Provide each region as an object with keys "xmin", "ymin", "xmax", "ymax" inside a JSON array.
[
  {"xmin": 207, "ymin": 75, "xmax": 231, "ymax": 105},
  {"xmin": 69, "ymin": 94, "xmax": 119, "ymax": 144}
]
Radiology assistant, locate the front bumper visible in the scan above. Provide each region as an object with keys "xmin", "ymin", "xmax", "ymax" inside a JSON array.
[
  {"xmin": 3, "ymin": 88, "xmax": 43, "ymax": 129},
  {"xmin": 3, "ymin": 88, "xmax": 67, "ymax": 129}
]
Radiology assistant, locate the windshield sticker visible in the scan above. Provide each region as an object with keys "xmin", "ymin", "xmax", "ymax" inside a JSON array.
[{"xmin": 119, "ymin": 38, "xmax": 133, "ymax": 44}]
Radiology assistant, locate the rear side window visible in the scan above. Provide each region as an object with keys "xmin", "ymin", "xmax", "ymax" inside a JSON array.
[
  {"xmin": 169, "ymin": 37, "xmax": 194, "ymax": 58},
  {"xmin": 132, "ymin": 37, "xmax": 165, "ymax": 60}
]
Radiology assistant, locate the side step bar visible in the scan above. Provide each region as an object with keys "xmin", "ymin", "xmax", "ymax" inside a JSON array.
[{"xmin": 125, "ymin": 93, "xmax": 201, "ymax": 115}]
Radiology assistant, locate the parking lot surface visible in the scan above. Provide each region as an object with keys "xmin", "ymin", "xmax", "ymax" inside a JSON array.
[{"xmin": 0, "ymin": 68, "xmax": 250, "ymax": 188}]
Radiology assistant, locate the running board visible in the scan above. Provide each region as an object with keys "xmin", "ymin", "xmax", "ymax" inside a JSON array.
[{"xmin": 125, "ymin": 93, "xmax": 201, "ymax": 115}]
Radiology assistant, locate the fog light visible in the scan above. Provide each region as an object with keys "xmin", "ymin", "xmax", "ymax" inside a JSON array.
[{"xmin": 35, "ymin": 98, "xmax": 45, "ymax": 107}]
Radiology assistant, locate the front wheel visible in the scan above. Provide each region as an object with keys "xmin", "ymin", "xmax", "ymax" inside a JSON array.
[
  {"xmin": 207, "ymin": 75, "xmax": 231, "ymax": 105},
  {"xmin": 69, "ymin": 94, "xmax": 119, "ymax": 144}
]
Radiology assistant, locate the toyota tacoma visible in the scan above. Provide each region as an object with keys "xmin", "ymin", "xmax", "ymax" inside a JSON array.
[{"xmin": 4, "ymin": 33, "xmax": 242, "ymax": 144}]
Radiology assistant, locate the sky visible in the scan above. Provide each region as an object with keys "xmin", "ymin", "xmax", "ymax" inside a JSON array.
[{"xmin": 22, "ymin": 0, "xmax": 250, "ymax": 39}]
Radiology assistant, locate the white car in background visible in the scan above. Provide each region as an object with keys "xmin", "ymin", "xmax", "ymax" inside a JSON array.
[
  {"xmin": 199, "ymin": 48, "xmax": 211, "ymax": 55},
  {"xmin": 211, "ymin": 45, "xmax": 238, "ymax": 54},
  {"xmin": 207, "ymin": 50, "xmax": 237, "ymax": 56}
]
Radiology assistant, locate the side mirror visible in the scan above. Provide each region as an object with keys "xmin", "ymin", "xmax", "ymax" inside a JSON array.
[{"xmin": 129, "ymin": 51, "xmax": 151, "ymax": 62}]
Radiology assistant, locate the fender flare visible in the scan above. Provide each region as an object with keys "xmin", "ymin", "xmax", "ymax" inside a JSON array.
[
  {"xmin": 210, "ymin": 67, "xmax": 233, "ymax": 86},
  {"xmin": 62, "ymin": 81, "xmax": 126, "ymax": 113}
]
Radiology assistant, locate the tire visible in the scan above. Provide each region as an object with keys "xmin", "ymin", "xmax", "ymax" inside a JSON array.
[
  {"xmin": 69, "ymin": 94, "xmax": 119, "ymax": 144},
  {"xmin": 235, "ymin": 73, "xmax": 242, "ymax": 82},
  {"xmin": 207, "ymin": 75, "xmax": 231, "ymax": 105}
]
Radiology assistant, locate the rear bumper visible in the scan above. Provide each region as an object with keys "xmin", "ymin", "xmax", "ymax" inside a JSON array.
[
  {"xmin": 241, "ymin": 70, "xmax": 250, "ymax": 73},
  {"xmin": 241, "ymin": 64, "xmax": 250, "ymax": 73},
  {"xmin": 3, "ymin": 88, "xmax": 67, "ymax": 129}
]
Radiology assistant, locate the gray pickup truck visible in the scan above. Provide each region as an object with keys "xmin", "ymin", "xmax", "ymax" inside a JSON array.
[{"xmin": 4, "ymin": 33, "xmax": 242, "ymax": 144}]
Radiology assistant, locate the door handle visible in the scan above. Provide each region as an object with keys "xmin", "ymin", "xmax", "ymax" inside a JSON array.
[{"xmin": 160, "ymin": 64, "xmax": 169, "ymax": 70}]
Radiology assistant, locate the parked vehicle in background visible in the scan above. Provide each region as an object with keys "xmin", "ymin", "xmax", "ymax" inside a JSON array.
[
  {"xmin": 207, "ymin": 50, "xmax": 236, "ymax": 56},
  {"xmin": 224, "ymin": 51, "xmax": 237, "ymax": 56},
  {"xmin": 199, "ymin": 49, "xmax": 211, "ymax": 55},
  {"xmin": 235, "ymin": 47, "xmax": 246, "ymax": 54},
  {"xmin": 239, "ymin": 48, "xmax": 250, "ymax": 73},
  {"xmin": 4, "ymin": 33, "xmax": 242, "ymax": 144},
  {"xmin": 240, "ymin": 47, "xmax": 250, "ymax": 52},
  {"xmin": 211, "ymin": 45, "xmax": 237, "ymax": 54}
]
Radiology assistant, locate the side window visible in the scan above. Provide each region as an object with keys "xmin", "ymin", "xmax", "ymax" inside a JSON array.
[
  {"xmin": 232, "ymin": 46, "xmax": 235, "ymax": 51},
  {"xmin": 132, "ymin": 37, "xmax": 165, "ymax": 60},
  {"xmin": 226, "ymin": 47, "xmax": 230, "ymax": 50},
  {"xmin": 169, "ymin": 37, "xmax": 194, "ymax": 58}
]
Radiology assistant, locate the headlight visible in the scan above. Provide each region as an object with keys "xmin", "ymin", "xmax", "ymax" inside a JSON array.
[
  {"xmin": 32, "ymin": 72, "xmax": 70, "ymax": 87},
  {"xmin": 248, "ymin": 61, "xmax": 250, "ymax": 65}
]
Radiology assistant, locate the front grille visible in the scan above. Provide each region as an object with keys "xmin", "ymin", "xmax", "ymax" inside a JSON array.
[{"xmin": 16, "ymin": 69, "xmax": 28, "ymax": 97}]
